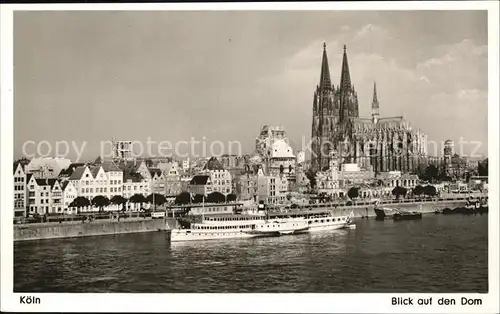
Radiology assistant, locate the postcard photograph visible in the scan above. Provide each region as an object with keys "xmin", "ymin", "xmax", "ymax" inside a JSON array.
[{"xmin": 1, "ymin": 2, "xmax": 499, "ymax": 313}]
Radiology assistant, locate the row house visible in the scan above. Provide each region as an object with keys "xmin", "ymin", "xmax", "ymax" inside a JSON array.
[
  {"xmin": 207, "ymin": 169, "xmax": 232, "ymax": 194},
  {"xmin": 149, "ymin": 168, "xmax": 165, "ymax": 195},
  {"xmin": 235, "ymin": 173, "xmax": 258, "ymax": 202},
  {"xmin": 256, "ymin": 169, "xmax": 288, "ymax": 205},
  {"xmin": 61, "ymin": 181, "xmax": 78, "ymax": 214},
  {"xmin": 180, "ymin": 174, "xmax": 193, "ymax": 193},
  {"xmin": 122, "ymin": 172, "xmax": 150, "ymax": 211},
  {"xmin": 158, "ymin": 162, "xmax": 183, "ymax": 196},
  {"xmin": 26, "ymin": 175, "xmax": 79, "ymax": 215},
  {"xmin": 68, "ymin": 163, "xmax": 124, "ymax": 202},
  {"xmin": 122, "ymin": 172, "xmax": 150, "ymax": 198},
  {"xmin": 188, "ymin": 175, "xmax": 213, "ymax": 196},
  {"xmin": 203, "ymin": 157, "xmax": 232, "ymax": 194},
  {"xmin": 14, "ymin": 162, "xmax": 28, "ymax": 217}
]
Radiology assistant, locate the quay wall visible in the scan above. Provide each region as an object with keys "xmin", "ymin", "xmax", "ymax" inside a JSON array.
[
  {"xmin": 14, "ymin": 218, "xmax": 175, "ymax": 242},
  {"xmin": 339, "ymin": 199, "xmax": 471, "ymax": 218}
]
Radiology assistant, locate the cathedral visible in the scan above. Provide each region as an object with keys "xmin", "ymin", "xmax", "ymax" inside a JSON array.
[{"xmin": 311, "ymin": 43, "xmax": 428, "ymax": 174}]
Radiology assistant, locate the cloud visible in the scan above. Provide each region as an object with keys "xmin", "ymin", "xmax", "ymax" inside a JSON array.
[
  {"xmin": 419, "ymin": 76, "xmax": 431, "ymax": 84},
  {"xmin": 415, "ymin": 39, "xmax": 487, "ymax": 94},
  {"xmin": 354, "ymin": 24, "xmax": 391, "ymax": 42}
]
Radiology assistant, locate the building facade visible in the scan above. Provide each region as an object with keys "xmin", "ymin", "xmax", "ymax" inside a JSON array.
[
  {"xmin": 14, "ymin": 163, "xmax": 27, "ymax": 217},
  {"xmin": 158, "ymin": 162, "xmax": 183, "ymax": 196},
  {"xmin": 188, "ymin": 175, "xmax": 213, "ymax": 196},
  {"xmin": 311, "ymin": 44, "xmax": 428, "ymax": 174},
  {"xmin": 256, "ymin": 168, "xmax": 288, "ymax": 205}
]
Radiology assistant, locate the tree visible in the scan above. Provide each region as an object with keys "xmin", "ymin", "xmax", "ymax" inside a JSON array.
[
  {"xmin": 206, "ymin": 191, "xmax": 225, "ymax": 203},
  {"xmin": 92, "ymin": 195, "xmax": 110, "ymax": 212},
  {"xmin": 69, "ymin": 196, "xmax": 90, "ymax": 213},
  {"xmin": 413, "ymin": 185, "xmax": 424, "ymax": 198},
  {"xmin": 193, "ymin": 194, "xmax": 206, "ymax": 203},
  {"xmin": 478, "ymin": 158, "xmax": 488, "ymax": 176},
  {"xmin": 347, "ymin": 187, "xmax": 360, "ymax": 200},
  {"xmin": 110, "ymin": 195, "xmax": 128, "ymax": 211},
  {"xmin": 226, "ymin": 193, "xmax": 237, "ymax": 202},
  {"xmin": 305, "ymin": 168, "xmax": 317, "ymax": 190},
  {"xmin": 129, "ymin": 193, "xmax": 147, "ymax": 211},
  {"xmin": 424, "ymin": 165, "xmax": 439, "ymax": 182},
  {"xmin": 423, "ymin": 185, "xmax": 437, "ymax": 197},
  {"xmin": 147, "ymin": 193, "xmax": 167, "ymax": 206},
  {"xmin": 174, "ymin": 192, "xmax": 191, "ymax": 205},
  {"xmin": 392, "ymin": 186, "xmax": 407, "ymax": 199}
]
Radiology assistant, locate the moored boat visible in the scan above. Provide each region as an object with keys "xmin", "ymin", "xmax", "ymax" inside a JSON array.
[
  {"xmin": 170, "ymin": 207, "xmax": 354, "ymax": 242},
  {"xmin": 373, "ymin": 207, "xmax": 397, "ymax": 220},
  {"xmin": 393, "ymin": 211, "xmax": 422, "ymax": 221},
  {"xmin": 247, "ymin": 219, "xmax": 309, "ymax": 236}
]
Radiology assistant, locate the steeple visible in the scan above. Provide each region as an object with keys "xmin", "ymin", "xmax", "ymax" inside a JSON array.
[
  {"xmin": 339, "ymin": 44, "xmax": 354, "ymax": 121},
  {"xmin": 372, "ymin": 81, "xmax": 379, "ymax": 109},
  {"xmin": 319, "ymin": 42, "xmax": 332, "ymax": 90},
  {"xmin": 372, "ymin": 81, "xmax": 380, "ymax": 123},
  {"xmin": 340, "ymin": 44, "xmax": 351, "ymax": 92}
]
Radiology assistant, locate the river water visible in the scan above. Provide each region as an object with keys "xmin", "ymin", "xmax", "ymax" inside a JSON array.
[{"xmin": 14, "ymin": 214, "xmax": 488, "ymax": 293}]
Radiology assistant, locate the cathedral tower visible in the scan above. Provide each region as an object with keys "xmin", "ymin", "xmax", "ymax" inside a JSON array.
[
  {"xmin": 371, "ymin": 82, "xmax": 380, "ymax": 124},
  {"xmin": 311, "ymin": 43, "xmax": 338, "ymax": 172},
  {"xmin": 338, "ymin": 45, "xmax": 359, "ymax": 121}
]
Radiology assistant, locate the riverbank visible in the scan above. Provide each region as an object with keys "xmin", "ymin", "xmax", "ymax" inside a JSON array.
[
  {"xmin": 14, "ymin": 218, "xmax": 175, "ymax": 242},
  {"xmin": 346, "ymin": 198, "xmax": 474, "ymax": 218},
  {"xmin": 14, "ymin": 195, "xmax": 485, "ymax": 241}
]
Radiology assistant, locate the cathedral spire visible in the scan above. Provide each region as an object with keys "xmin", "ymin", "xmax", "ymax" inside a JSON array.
[
  {"xmin": 340, "ymin": 44, "xmax": 351, "ymax": 92},
  {"xmin": 372, "ymin": 81, "xmax": 379, "ymax": 109},
  {"xmin": 372, "ymin": 81, "xmax": 380, "ymax": 123},
  {"xmin": 319, "ymin": 42, "xmax": 332, "ymax": 90}
]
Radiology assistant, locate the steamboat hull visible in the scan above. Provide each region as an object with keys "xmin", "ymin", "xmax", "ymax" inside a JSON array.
[{"xmin": 393, "ymin": 212, "xmax": 422, "ymax": 221}]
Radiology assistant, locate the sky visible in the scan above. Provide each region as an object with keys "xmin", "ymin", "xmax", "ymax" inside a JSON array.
[{"xmin": 14, "ymin": 10, "xmax": 488, "ymax": 162}]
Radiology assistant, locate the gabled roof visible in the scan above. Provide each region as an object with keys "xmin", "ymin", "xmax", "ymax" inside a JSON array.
[
  {"xmin": 69, "ymin": 166, "xmax": 88, "ymax": 180},
  {"xmin": 13, "ymin": 162, "xmax": 24, "ymax": 174},
  {"xmin": 90, "ymin": 166, "xmax": 101, "ymax": 178},
  {"xmin": 123, "ymin": 172, "xmax": 145, "ymax": 183},
  {"xmin": 35, "ymin": 178, "xmax": 58, "ymax": 187},
  {"xmin": 149, "ymin": 168, "xmax": 162, "ymax": 177},
  {"xmin": 204, "ymin": 157, "xmax": 224, "ymax": 171},
  {"xmin": 101, "ymin": 161, "xmax": 122, "ymax": 172},
  {"xmin": 14, "ymin": 158, "xmax": 31, "ymax": 174},
  {"xmin": 61, "ymin": 181, "xmax": 70, "ymax": 190},
  {"xmin": 26, "ymin": 173, "xmax": 33, "ymax": 183},
  {"xmin": 190, "ymin": 175, "xmax": 210, "ymax": 185},
  {"xmin": 59, "ymin": 163, "xmax": 86, "ymax": 177}
]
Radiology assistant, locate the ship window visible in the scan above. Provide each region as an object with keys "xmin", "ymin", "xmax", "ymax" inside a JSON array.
[
  {"xmin": 321, "ymin": 220, "xmax": 324, "ymax": 223},
  {"xmin": 308, "ymin": 221, "xmax": 312, "ymax": 224},
  {"xmin": 326, "ymin": 219, "xmax": 330, "ymax": 222}
]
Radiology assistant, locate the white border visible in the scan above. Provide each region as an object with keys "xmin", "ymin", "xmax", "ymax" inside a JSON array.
[{"xmin": 1, "ymin": 2, "xmax": 499, "ymax": 313}]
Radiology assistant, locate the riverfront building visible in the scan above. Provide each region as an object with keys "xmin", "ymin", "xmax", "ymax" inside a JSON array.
[
  {"xmin": 255, "ymin": 125, "xmax": 296, "ymax": 185},
  {"xmin": 188, "ymin": 175, "xmax": 213, "ymax": 196},
  {"xmin": 202, "ymin": 157, "xmax": 233, "ymax": 194},
  {"xmin": 310, "ymin": 44, "xmax": 428, "ymax": 174},
  {"xmin": 14, "ymin": 162, "xmax": 28, "ymax": 217}
]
